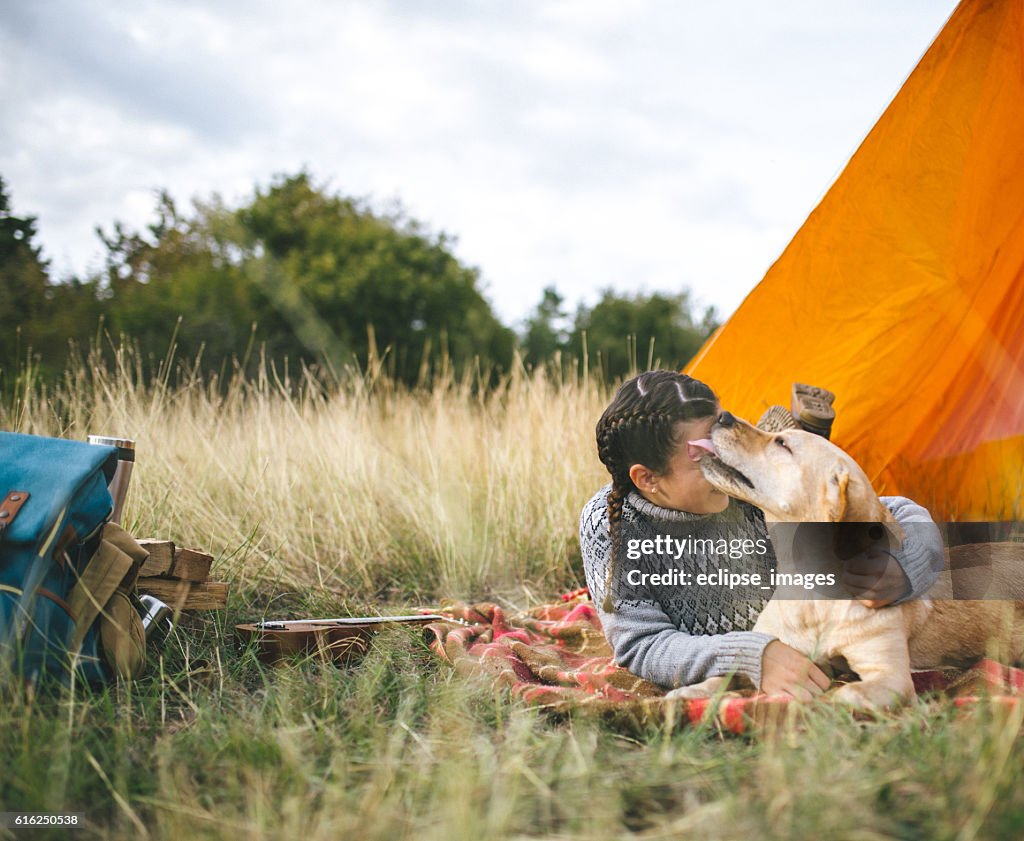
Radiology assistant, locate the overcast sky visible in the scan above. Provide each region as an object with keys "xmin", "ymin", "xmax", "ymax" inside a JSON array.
[{"xmin": 1, "ymin": 0, "xmax": 959, "ymax": 327}]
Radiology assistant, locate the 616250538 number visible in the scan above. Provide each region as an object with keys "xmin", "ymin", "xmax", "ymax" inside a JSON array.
[{"xmin": 0, "ymin": 812, "xmax": 83, "ymax": 828}]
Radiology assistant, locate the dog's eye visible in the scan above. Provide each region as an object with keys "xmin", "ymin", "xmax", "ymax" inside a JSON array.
[{"xmin": 774, "ymin": 437, "xmax": 792, "ymax": 453}]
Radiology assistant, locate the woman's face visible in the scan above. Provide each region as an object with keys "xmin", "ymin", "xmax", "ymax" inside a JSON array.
[{"xmin": 639, "ymin": 414, "xmax": 730, "ymax": 514}]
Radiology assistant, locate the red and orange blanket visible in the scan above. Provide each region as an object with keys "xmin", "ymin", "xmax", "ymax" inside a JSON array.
[{"xmin": 422, "ymin": 591, "xmax": 1024, "ymax": 734}]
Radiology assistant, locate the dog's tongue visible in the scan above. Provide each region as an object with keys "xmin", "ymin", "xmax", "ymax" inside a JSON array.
[{"xmin": 686, "ymin": 438, "xmax": 717, "ymax": 462}]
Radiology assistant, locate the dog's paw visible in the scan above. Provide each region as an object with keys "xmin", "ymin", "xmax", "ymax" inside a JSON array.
[
  {"xmin": 829, "ymin": 680, "xmax": 910, "ymax": 712},
  {"xmin": 665, "ymin": 677, "xmax": 730, "ymax": 700},
  {"xmin": 665, "ymin": 685, "xmax": 713, "ymax": 701}
]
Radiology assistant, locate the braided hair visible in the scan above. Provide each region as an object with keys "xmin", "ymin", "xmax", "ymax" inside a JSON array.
[{"xmin": 595, "ymin": 370, "xmax": 719, "ymax": 612}]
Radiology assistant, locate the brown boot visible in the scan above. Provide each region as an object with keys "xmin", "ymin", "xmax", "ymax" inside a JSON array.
[
  {"xmin": 791, "ymin": 383, "xmax": 835, "ymax": 439},
  {"xmin": 757, "ymin": 404, "xmax": 800, "ymax": 432}
]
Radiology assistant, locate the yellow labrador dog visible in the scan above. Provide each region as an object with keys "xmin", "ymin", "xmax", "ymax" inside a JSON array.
[{"xmin": 672, "ymin": 411, "xmax": 1024, "ymax": 710}]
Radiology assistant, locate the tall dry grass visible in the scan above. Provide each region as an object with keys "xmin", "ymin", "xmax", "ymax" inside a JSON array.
[
  {"xmin": 5, "ymin": 347, "xmax": 1024, "ymax": 840},
  {"xmin": 2, "ymin": 345, "xmax": 612, "ymax": 607}
]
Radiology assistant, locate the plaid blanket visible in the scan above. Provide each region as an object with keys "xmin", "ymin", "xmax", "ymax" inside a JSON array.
[{"xmin": 423, "ymin": 591, "xmax": 1024, "ymax": 734}]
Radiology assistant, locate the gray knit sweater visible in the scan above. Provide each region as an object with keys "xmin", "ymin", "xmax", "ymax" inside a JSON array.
[{"xmin": 579, "ymin": 485, "xmax": 943, "ymax": 689}]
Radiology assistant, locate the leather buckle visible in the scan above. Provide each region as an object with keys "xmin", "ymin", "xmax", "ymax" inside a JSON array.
[{"xmin": 0, "ymin": 490, "xmax": 29, "ymax": 535}]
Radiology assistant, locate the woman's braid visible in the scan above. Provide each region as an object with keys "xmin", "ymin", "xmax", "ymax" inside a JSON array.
[
  {"xmin": 597, "ymin": 412, "xmax": 656, "ymax": 611},
  {"xmin": 593, "ymin": 372, "xmax": 718, "ymax": 612}
]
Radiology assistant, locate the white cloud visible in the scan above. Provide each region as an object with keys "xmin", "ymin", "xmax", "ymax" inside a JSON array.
[{"xmin": 0, "ymin": 0, "xmax": 959, "ymax": 326}]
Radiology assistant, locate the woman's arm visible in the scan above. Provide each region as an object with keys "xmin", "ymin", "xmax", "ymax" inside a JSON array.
[
  {"xmin": 579, "ymin": 492, "xmax": 775, "ymax": 687},
  {"xmin": 597, "ymin": 598, "xmax": 776, "ymax": 688},
  {"xmin": 843, "ymin": 496, "xmax": 944, "ymax": 606},
  {"xmin": 882, "ymin": 496, "xmax": 945, "ymax": 602}
]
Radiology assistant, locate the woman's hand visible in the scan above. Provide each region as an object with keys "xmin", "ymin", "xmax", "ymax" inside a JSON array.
[
  {"xmin": 841, "ymin": 549, "xmax": 910, "ymax": 608},
  {"xmin": 759, "ymin": 640, "xmax": 831, "ymax": 699}
]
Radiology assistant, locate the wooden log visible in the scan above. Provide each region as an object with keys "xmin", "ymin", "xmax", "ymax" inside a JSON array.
[
  {"xmin": 169, "ymin": 547, "xmax": 213, "ymax": 583},
  {"xmin": 139, "ymin": 577, "xmax": 191, "ymax": 612},
  {"xmin": 137, "ymin": 578, "xmax": 229, "ymax": 610},
  {"xmin": 137, "ymin": 540, "xmax": 175, "ymax": 576}
]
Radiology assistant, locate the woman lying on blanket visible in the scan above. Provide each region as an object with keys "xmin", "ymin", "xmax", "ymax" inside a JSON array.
[{"xmin": 579, "ymin": 370, "xmax": 943, "ymax": 700}]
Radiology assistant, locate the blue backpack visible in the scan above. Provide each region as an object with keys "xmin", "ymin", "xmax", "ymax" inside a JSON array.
[{"xmin": 0, "ymin": 431, "xmax": 147, "ymax": 686}]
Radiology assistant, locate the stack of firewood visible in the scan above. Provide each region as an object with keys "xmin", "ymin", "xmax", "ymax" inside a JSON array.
[{"xmin": 136, "ymin": 540, "xmax": 228, "ymax": 610}]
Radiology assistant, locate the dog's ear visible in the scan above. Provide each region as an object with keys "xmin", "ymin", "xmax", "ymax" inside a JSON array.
[{"xmin": 825, "ymin": 464, "xmax": 850, "ymax": 522}]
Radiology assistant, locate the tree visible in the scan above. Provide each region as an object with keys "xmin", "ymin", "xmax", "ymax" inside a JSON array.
[
  {"xmin": 521, "ymin": 285, "xmax": 570, "ymax": 365},
  {"xmin": 0, "ymin": 177, "xmax": 102, "ymax": 384},
  {"xmin": 97, "ymin": 191, "xmax": 260, "ymax": 372},
  {"xmin": 569, "ymin": 289, "xmax": 719, "ymax": 380},
  {"xmin": 94, "ymin": 172, "xmax": 516, "ymax": 384},
  {"xmin": 0, "ymin": 176, "xmax": 51, "ymax": 373},
  {"xmin": 237, "ymin": 173, "xmax": 515, "ymax": 381}
]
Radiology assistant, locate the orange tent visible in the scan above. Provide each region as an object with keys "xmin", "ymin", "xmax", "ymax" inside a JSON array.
[{"xmin": 687, "ymin": 0, "xmax": 1024, "ymax": 521}]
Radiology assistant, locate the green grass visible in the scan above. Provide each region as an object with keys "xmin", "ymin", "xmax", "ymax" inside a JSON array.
[
  {"xmin": 5, "ymin": 616, "xmax": 1024, "ymax": 840},
  {"xmin": 2, "ymin": 348, "xmax": 1024, "ymax": 840}
]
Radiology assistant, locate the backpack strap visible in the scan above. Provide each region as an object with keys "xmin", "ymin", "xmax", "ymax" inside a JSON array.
[{"xmin": 67, "ymin": 523, "xmax": 149, "ymax": 677}]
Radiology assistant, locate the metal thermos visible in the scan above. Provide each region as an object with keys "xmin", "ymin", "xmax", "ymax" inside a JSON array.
[
  {"xmin": 87, "ymin": 436, "xmax": 175, "ymax": 646},
  {"xmin": 137, "ymin": 594, "xmax": 173, "ymax": 642},
  {"xmin": 87, "ymin": 435, "xmax": 135, "ymax": 525}
]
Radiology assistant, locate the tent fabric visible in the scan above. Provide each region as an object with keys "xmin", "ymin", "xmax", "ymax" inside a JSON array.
[{"xmin": 686, "ymin": 0, "xmax": 1024, "ymax": 521}]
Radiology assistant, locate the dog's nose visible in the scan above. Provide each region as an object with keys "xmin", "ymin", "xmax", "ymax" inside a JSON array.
[{"xmin": 716, "ymin": 411, "xmax": 736, "ymax": 428}]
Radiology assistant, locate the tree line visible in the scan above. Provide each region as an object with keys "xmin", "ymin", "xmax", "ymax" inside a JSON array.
[{"xmin": 0, "ymin": 172, "xmax": 719, "ymax": 388}]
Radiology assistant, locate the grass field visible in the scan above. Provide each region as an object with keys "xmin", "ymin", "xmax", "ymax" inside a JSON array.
[{"xmin": 2, "ymin": 350, "xmax": 1024, "ymax": 840}]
